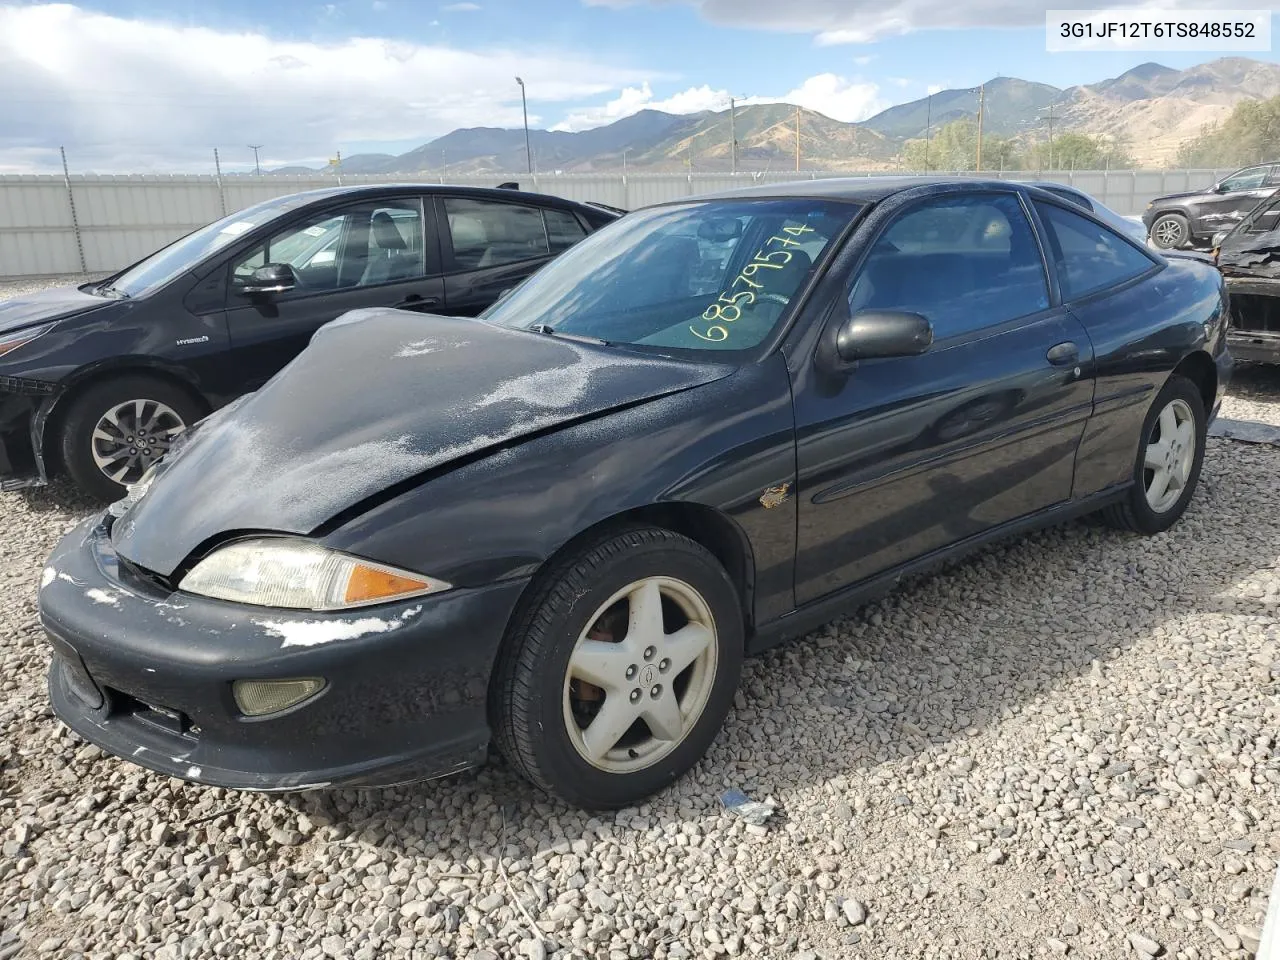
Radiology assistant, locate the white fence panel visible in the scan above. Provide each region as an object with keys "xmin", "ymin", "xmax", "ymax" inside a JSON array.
[{"xmin": 0, "ymin": 168, "xmax": 1248, "ymax": 278}]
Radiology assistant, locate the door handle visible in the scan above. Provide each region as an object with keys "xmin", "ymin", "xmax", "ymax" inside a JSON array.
[
  {"xmin": 1046, "ymin": 341, "xmax": 1079, "ymax": 367},
  {"xmin": 393, "ymin": 294, "xmax": 440, "ymax": 310}
]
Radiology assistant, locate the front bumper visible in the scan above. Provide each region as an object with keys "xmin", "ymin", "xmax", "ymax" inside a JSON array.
[
  {"xmin": 0, "ymin": 385, "xmax": 53, "ymax": 489},
  {"xmin": 39, "ymin": 515, "xmax": 528, "ymax": 791}
]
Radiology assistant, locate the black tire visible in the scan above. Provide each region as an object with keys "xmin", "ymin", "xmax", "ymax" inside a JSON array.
[
  {"xmin": 1102, "ymin": 374, "xmax": 1206, "ymax": 535},
  {"xmin": 490, "ymin": 525, "xmax": 744, "ymax": 810},
  {"xmin": 1150, "ymin": 213, "xmax": 1189, "ymax": 250},
  {"xmin": 58, "ymin": 375, "xmax": 204, "ymax": 502}
]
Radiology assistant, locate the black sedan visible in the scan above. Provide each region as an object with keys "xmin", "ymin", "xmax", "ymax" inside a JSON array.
[
  {"xmin": 39, "ymin": 177, "xmax": 1232, "ymax": 809},
  {"xmin": 0, "ymin": 184, "xmax": 617, "ymax": 499}
]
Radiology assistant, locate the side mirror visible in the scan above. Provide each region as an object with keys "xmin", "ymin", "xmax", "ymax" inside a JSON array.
[
  {"xmin": 1214, "ymin": 182, "xmax": 1229, "ymax": 194},
  {"xmin": 1211, "ymin": 230, "xmax": 1229, "ymax": 248},
  {"xmin": 836, "ymin": 310, "xmax": 933, "ymax": 363},
  {"xmin": 241, "ymin": 263, "xmax": 298, "ymax": 295}
]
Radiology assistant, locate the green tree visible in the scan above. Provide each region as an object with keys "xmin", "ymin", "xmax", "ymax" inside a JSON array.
[
  {"xmin": 1177, "ymin": 96, "xmax": 1280, "ymax": 167},
  {"xmin": 900, "ymin": 118, "xmax": 1021, "ymax": 172},
  {"xmin": 1029, "ymin": 132, "xmax": 1131, "ymax": 170}
]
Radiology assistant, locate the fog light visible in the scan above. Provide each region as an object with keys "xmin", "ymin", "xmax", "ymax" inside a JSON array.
[{"xmin": 233, "ymin": 678, "xmax": 324, "ymax": 717}]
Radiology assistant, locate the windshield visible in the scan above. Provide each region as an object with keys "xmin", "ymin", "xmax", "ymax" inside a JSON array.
[
  {"xmin": 482, "ymin": 198, "xmax": 859, "ymax": 356},
  {"xmin": 106, "ymin": 194, "xmax": 312, "ymax": 297}
]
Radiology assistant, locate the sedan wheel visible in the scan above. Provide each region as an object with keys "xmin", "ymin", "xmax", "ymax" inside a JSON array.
[
  {"xmin": 1102, "ymin": 374, "xmax": 1205, "ymax": 535},
  {"xmin": 491, "ymin": 526, "xmax": 743, "ymax": 809},
  {"xmin": 563, "ymin": 576, "xmax": 718, "ymax": 773},
  {"xmin": 59, "ymin": 375, "xmax": 205, "ymax": 501},
  {"xmin": 90, "ymin": 399, "xmax": 187, "ymax": 487},
  {"xmin": 1142, "ymin": 398, "xmax": 1196, "ymax": 513}
]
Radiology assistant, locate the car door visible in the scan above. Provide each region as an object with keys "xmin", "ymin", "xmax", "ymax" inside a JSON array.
[
  {"xmin": 791, "ymin": 190, "xmax": 1096, "ymax": 606},
  {"xmin": 437, "ymin": 197, "xmax": 588, "ymax": 315},
  {"xmin": 1195, "ymin": 165, "xmax": 1276, "ymax": 236},
  {"xmin": 1028, "ymin": 199, "xmax": 1174, "ymax": 497},
  {"xmin": 222, "ymin": 196, "xmax": 445, "ymax": 391}
]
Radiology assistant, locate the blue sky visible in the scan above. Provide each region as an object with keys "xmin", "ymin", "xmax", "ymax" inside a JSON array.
[{"xmin": 0, "ymin": 0, "xmax": 1276, "ymax": 172}]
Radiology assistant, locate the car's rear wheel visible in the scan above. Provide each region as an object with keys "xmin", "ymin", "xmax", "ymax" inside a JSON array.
[
  {"xmin": 1102, "ymin": 374, "xmax": 1205, "ymax": 535},
  {"xmin": 59, "ymin": 375, "xmax": 203, "ymax": 501},
  {"xmin": 1150, "ymin": 213, "xmax": 1189, "ymax": 249},
  {"xmin": 490, "ymin": 526, "xmax": 743, "ymax": 809}
]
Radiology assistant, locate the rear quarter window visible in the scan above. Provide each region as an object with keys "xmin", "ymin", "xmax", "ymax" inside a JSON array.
[{"xmin": 1035, "ymin": 201, "xmax": 1157, "ymax": 301}]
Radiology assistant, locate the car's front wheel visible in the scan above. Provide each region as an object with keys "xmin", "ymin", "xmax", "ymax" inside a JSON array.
[
  {"xmin": 1102, "ymin": 374, "xmax": 1206, "ymax": 535},
  {"xmin": 491, "ymin": 526, "xmax": 743, "ymax": 809},
  {"xmin": 1150, "ymin": 212, "xmax": 1189, "ymax": 249},
  {"xmin": 59, "ymin": 375, "xmax": 204, "ymax": 501}
]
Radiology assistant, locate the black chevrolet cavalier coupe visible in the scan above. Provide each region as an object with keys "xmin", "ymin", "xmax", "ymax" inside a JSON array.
[
  {"xmin": 39, "ymin": 177, "xmax": 1232, "ymax": 809},
  {"xmin": 0, "ymin": 183, "xmax": 616, "ymax": 499}
]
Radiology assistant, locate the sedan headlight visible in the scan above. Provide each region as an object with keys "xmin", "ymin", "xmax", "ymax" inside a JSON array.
[
  {"xmin": 0, "ymin": 322, "xmax": 54, "ymax": 358},
  {"xmin": 179, "ymin": 539, "xmax": 450, "ymax": 611}
]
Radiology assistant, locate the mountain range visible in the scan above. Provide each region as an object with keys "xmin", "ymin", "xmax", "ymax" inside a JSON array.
[{"xmin": 273, "ymin": 56, "xmax": 1280, "ymax": 175}]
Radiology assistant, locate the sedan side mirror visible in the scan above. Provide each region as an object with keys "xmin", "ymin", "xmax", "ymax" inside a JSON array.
[
  {"xmin": 1214, "ymin": 182, "xmax": 1229, "ymax": 194},
  {"xmin": 241, "ymin": 263, "xmax": 298, "ymax": 296},
  {"xmin": 836, "ymin": 309, "xmax": 933, "ymax": 363}
]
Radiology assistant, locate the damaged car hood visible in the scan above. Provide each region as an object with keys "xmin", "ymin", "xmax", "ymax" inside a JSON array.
[
  {"xmin": 112, "ymin": 308, "xmax": 732, "ymax": 577},
  {"xmin": 0, "ymin": 283, "xmax": 113, "ymax": 334}
]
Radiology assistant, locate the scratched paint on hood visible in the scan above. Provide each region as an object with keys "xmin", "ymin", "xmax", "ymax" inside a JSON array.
[{"xmin": 111, "ymin": 309, "xmax": 733, "ymax": 577}]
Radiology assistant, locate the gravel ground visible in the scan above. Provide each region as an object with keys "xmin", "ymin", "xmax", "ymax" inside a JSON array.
[{"xmin": 1, "ymin": 276, "xmax": 1279, "ymax": 960}]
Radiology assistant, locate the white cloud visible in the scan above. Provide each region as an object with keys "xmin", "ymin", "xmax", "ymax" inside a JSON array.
[
  {"xmin": 552, "ymin": 72, "xmax": 887, "ymax": 132},
  {"xmin": 441, "ymin": 2, "xmax": 481, "ymax": 10},
  {"xmin": 889, "ymin": 77, "xmax": 912, "ymax": 88},
  {"xmin": 927, "ymin": 83, "xmax": 945, "ymax": 95},
  {"xmin": 588, "ymin": 0, "xmax": 1227, "ymax": 43},
  {"xmin": 852, "ymin": 55, "xmax": 875, "ymax": 65},
  {"xmin": 0, "ymin": 3, "xmax": 658, "ymax": 172},
  {"xmin": 372, "ymin": 1, "xmax": 388, "ymax": 10}
]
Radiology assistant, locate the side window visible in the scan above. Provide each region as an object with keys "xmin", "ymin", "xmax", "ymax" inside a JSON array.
[
  {"xmin": 1220, "ymin": 166, "xmax": 1268, "ymax": 192},
  {"xmin": 231, "ymin": 200, "xmax": 425, "ymax": 295},
  {"xmin": 1265, "ymin": 165, "xmax": 1280, "ymax": 187},
  {"xmin": 1035, "ymin": 202, "xmax": 1156, "ymax": 300},
  {"xmin": 848, "ymin": 193, "xmax": 1050, "ymax": 340},
  {"xmin": 444, "ymin": 198, "xmax": 552, "ymax": 270},
  {"xmin": 543, "ymin": 208, "xmax": 588, "ymax": 253}
]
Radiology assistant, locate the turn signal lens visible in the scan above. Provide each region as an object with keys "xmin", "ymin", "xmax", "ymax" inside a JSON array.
[
  {"xmin": 233, "ymin": 678, "xmax": 325, "ymax": 716},
  {"xmin": 344, "ymin": 566, "xmax": 430, "ymax": 606},
  {"xmin": 179, "ymin": 539, "xmax": 450, "ymax": 610}
]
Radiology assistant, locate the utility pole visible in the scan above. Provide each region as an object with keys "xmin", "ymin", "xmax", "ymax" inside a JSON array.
[
  {"xmin": 248, "ymin": 144, "xmax": 263, "ymax": 176},
  {"xmin": 924, "ymin": 93, "xmax": 932, "ymax": 171},
  {"xmin": 515, "ymin": 76, "xmax": 532, "ymax": 174},
  {"xmin": 1042, "ymin": 102, "xmax": 1056, "ymax": 170},
  {"xmin": 794, "ymin": 106, "xmax": 801, "ymax": 173},
  {"xmin": 729, "ymin": 96, "xmax": 738, "ymax": 175},
  {"xmin": 975, "ymin": 84, "xmax": 985, "ymax": 172},
  {"xmin": 622, "ymin": 148, "xmax": 629, "ymax": 179}
]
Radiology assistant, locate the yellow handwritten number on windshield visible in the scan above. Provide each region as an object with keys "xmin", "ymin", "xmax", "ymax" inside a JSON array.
[{"xmin": 688, "ymin": 224, "xmax": 815, "ymax": 345}]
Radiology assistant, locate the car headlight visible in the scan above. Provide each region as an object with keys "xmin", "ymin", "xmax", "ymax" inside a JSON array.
[
  {"xmin": 0, "ymin": 322, "xmax": 55, "ymax": 358},
  {"xmin": 179, "ymin": 539, "xmax": 450, "ymax": 610}
]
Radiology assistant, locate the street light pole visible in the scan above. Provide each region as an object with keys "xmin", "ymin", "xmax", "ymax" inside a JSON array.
[
  {"xmin": 248, "ymin": 144, "xmax": 263, "ymax": 176},
  {"xmin": 729, "ymin": 96, "xmax": 737, "ymax": 175},
  {"xmin": 515, "ymin": 76, "xmax": 532, "ymax": 175}
]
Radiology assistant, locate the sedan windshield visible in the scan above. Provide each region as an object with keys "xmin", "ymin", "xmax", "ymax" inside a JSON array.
[
  {"xmin": 482, "ymin": 198, "xmax": 860, "ymax": 356},
  {"xmin": 105, "ymin": 194, "xmax": 313, "ymax": 298}
]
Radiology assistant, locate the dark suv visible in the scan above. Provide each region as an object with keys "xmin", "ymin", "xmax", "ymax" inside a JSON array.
[
  {"xmin": 1143, "ymin": 162, "xmax": 1280, "ymax": 249},
  {"xmin": 0, "ymin": 184, "xmax": 618, "ymax": 499}
]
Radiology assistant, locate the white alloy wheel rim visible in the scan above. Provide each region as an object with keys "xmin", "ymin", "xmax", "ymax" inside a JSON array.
[
  {"xmin": 562, "ymin": 576, "xmax": 718, "ymax": 774},
  {"xmin": 1143, "ymin": 398, "xmax": 1196, "ymax": 513}
]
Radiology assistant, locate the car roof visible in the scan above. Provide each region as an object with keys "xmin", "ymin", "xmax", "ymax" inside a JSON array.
[
  {"xmin": 682, "ymin": 175, "xmax": 1064, "ymax": 205},
  {"xmin": 272, "ymin": 182, "xmax": 597, "ymax": 211}
]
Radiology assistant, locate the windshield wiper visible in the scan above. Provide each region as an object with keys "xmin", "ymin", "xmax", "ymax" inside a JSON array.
[
  {"xmin": 96, "ymin": 282, "xmax": 130, "ymax": 300},
  {"xmin": 529, "ymin": 323, "xmax": 607, "ymax": 346}
]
